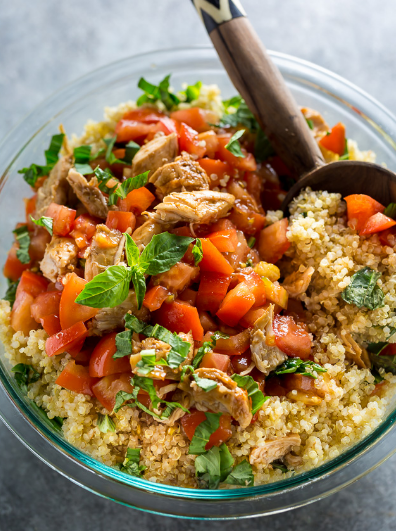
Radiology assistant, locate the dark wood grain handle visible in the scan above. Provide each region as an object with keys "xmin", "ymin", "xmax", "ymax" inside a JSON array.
[{"xmin": 191, "ymin": 2, "xmax": 325, "ymax": 177}]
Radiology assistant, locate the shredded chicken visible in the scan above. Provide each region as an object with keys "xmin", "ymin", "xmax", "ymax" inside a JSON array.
[
  {"xmin": 35, "ymin": 156, "xmax": 72, "ymax": 217},
  {"xmin": 132, "ymin": 132, "xmax": 178, "ymax": 178},
  {"xmin": 131, "ymin": 215, "xmax": 169, "ymax": 252},
  {"xmin": 67, "ymin": 169, "xmax": 108, "ymax": 219},
  {"xmin": 90, "ymin": 290, "xmax": 149, "ymax": 335},
  {"xmin": 40, "ymin": 237, "xmax": 78, "ymax": 282},
  {"xmin": 186, "ymin": 367, "xmax": 252, "ymax": 429},
  {"xmin": 249, "ymin": 434, "xmax": 302, "ymax": 466},
  {"xmin": 282, "ymin": 267, "xmax": 315, "ymax": 298},
  {"xmin": 153, "ymin": 190, "xmax": 235, "ymax": 224},
  {"xmin": 250, "ymin": 304, "xmax": 287, "ymax": 375},
  {"xmin": 283, "ymin": 452, "xmax": 304, "ymax": 469},
  {"xmin": 84, "ymin": 224, "xmax": 123, "ymax": 281},
  {"xmin": 339, "ymin": 329, "xmax": 371, "ymax": 369},
  {"xmin": 149, "ymin": 153, "xmax": 209, "ymax": 199},
  {"xmin": 301, "ymin": 107, "xmax": 329, "ymax": 140}
]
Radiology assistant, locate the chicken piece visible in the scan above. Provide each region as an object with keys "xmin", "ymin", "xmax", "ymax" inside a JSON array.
[
  {"xmin": 149, "ymin": 153, "xmax": 209, "ymax": 199},
  {"xmin": 188, "ymin": 367, "xmax": 252, "ymax": 429},
  {"xmin": 90, "ymin": 290, "xmax": 149, "ymax": 335},
  {"xmin": 131, "ymin": 215, "xmax": 168, "ymax": 251},
  {"xmin": 282, "ymin": 266, "xmax": 315, "ymax": 298},
  {"xmin": 132, "ymin": 132, "xmax": 178, "ymax": 178},
  {"xmin": 67, "ymin": 169, "xmax": 108, "ymax": 219},
  {"xmin": 283, "ymin": 452, "xmax": 303, "ymax": 469},
  {"xmin": 156, "ymin": 390, "xmax": 192, "ymax": 425},
  {"xmin": 250, "ymin": 304, "xmax": 287, "ymax": 376},
  {"xmin": 338, "ymin": 330, "xmax": 371, "ymax": 369},
  {"xmin": 301, "ymin": 107, "xmax": 329, "ymax": 140},
  {"xmin": 84, "ymin": 224, "xmax": 123, "ymax": 281},
  {"xmin": 40, "ymin": 237, "xmax": 78, "ymax": 282},
  {"xmin": 249, "ymin": 434, "xmax": 302, "ymax": 467},
  {"xmin": 35, "ymin": 156, "xmax": 72, "ymax": 217},
  {"xmin": 154, "ymin": 190, "xmax": 235, "ymax": 224}
]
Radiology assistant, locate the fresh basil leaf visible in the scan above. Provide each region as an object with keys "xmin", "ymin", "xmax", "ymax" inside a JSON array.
[
  {"xmin": 140, "ymin": 232, "xmax": 194, "ymax": 276},
  {"xmin": 339, "ymin": 139, "xmax": 349, "ymax": 161},
  {"xmin": 3, "ymin": 279, "xmax": 19, "ymax": 308},
  {"xmin": 123, "ymin": 141, "xmax": 140, "ymax": 164},
  {"xmin": 194, "ymin": 443, "xmax": 234, "ymax": 489},
  {"xmin": 223, "ymin": 459, "xmax": 254, "ymax": 486},
  {"xmin": 119, "ymin": 447, "xmax": 146, "ymax": 477},
  {"xmin": 384, "ymin": 203, "xmax": 396, "ymax": 219},
  {"xmin": 367, "ymin": 342, "xmax": 388, "ymax": 356},
  {"xmin": 180, "ymin": 364, "xmax": 194, "ymax": 382},
  {"xmin": 30, "ymin": 215, "xmax": 53, "ymax": 235},
  {"xmin": 192, "ymin": 373, "xmax": 218, "ymax": 392},
  {"xmin": 104, "ymin": 136, "xmax": 120, "ymax": 165},
  {"xmin": 222, "ymin": 95, "xmax": 243, "ymax": 112},
  {"xmin": 137, "ymin": 74, "xmax": 180, "ymax": 110},
  {"xmin": 150, "ymin": 323, "xmax": 191, "ymax": 359},
  {"xmin": 192, "ymin": 239, "xmax": 203, "ymax": 266},
  {"xmin": 113, "ymin": 389, "xmax": 138, "ymax": 413},
  {"xmin": 254, "ymin": 128, "xmax": 275, "ymax": 162},
  {"xmin": 132, "ymin": 375, "xmax": 161, "ymax": 409},
  {"xmin": 189, "ymin": 412, "xmax": 222, "ymax": 455},
  {"xmin": 180, "ymin": 81, "xmax": 202, "ymax": 102},
  {"xmin": 306, "ymin": 118, "xmax": 314, "ymax": 130},
  {"xmin": 231, "ymin": 374, "xmax": 267, "ymax": 415},
  {"xmin": 130, "ymin": 266, "xmax": 147, "ymax": 310},
  {"xmin": 369, "ymin": 352, "xmax": 396, "ymax": 374},
  {"xmin": 274, "ymin": 358, "xmax": 327, "ymax": 379},
  {"xmin": 74, "ymin": 145, "xmax": 94, "ymax": 175},
  {"xmin": 75, "ymin": 265, "xmax": 132, "ymax": 308},
  {"xmin": 12, "ymin": 363, "xmax": 40, "ymax": 394},
  {"xmin": 125, "ymin": 313, "xmax": 153, "ymax": 335},
  {"xmin": 94, "ymin": 166, "xmax": 119, "ymax": 196},
  {"xmin": 13, "ymin": 225, "xmax": 30, "ymax": 264},
  {"xmin": 114, "ymin": 171, "xmax": 150, "ymax": 202},
  {"xmin": 371, "ymin": 368, "xmax": 384, "ymax": 384},
  {"xmin": 220, "ymin": 99, "xmax": 258, "ymax": 131},
  {"xmin": 136, "ymin": 349, "xmax": 168, "ymax": 375},
  {"xmin": 97, "ymin": 413, "xmax": 116, "ymax": 433},
  {"xmin": 74, "ymin": 162, "xmax": 94, "ymax": 175},
  {"xmin": 124, "ymin": 233, "xmax": 140, "ymax": 267},
  {"xmin": 192, "ymin": 333, "xmax": 226, "ymax": 370},
  {"xmin": 44, "ymin": 133, "xmax": 65, "ymax": 166},
  {"xmin": 272, "ymin": 461, "xmax": 288, "ymax": 473},
  {"xmin": 18, "ymin": 134, "xmax": 65, "ymax": 186},
  {"xmin": 341, "ymin": 267, "xmax": 385, "ymax": 310},
  {"xmin": 225, "ymin": 129, "xmax": 245, "ymax": 158},
  {"xmin": 113, "ymin": 330, "xmax": 133, "ymax": 358}
]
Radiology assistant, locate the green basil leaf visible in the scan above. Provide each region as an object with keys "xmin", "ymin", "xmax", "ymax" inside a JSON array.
[
  {"xmin": 274, "ymin": 358, "xmax": 327, "ymax": 379},
  {"xmin": 231, "ymin": 374, "xmax": 267, "ymax": 415},
  {"xmin": 113, "ymin": 389, "xmax": 138, "ymax": 413},
  {"xmin": 44, "ymin": 133, "xmax": 65, "ymax": 166},
  {"xmin": 384, "ymin": 203, "xmax": 396, "ymax": 219},
  {"xmin": 30, "ymin": 215, "xmax": 53, "ymax": 235},
  {"xmin": 124, "ymin": 233, "xmax": 140, "ymax": 267},
  {"xmin": 119, "ymin": 448, "xmax": 146, "ymax": 477},
  {"xmin": 74, "ymin": 163, "xmax": 94, "ymax": 175},
  {"xmin": 75, "ymin": 265, "xmax": 131, "ymax": 308},
  {"xmin": 220, "ymin": 99, "xmax": 258, "ymax": 131},
  {"xmin": 195, "ymin": 446, "xmax": 222, "ymax": 489},
  {"xmin": 223, "ymin": 459, "xmax": 254, "ymax": 486},
  {"xmin": 130, "ymin": 266, "xmax": 146, "ymax": 310},
  {"xmin": 3, "ymin": 279, "xmax": 19, "ymax": 309},
  {"xmin": 306, "ymin": 118, "xmax": 314, "ymax": 130},
  {"xmin": 341, "ymin": 267, "xmax": 385, "ymax": 310},
  {"xmin": 150, "ymin": 323, "xmax": 191, "ymax": 359},
  {"xmin": 94, "ymin": 167, "xmax": 119, "ymax": 196},
  {"xmin": 97, "ymin": 413, "xmax": 116, "ymax": 433},
  {"xmin": 367, "ymin": 342, "xmax": 388, "ymax": 356},
  {"xmin": 192, "ymin": 373, "xmax": 218, "ymax": 392},
  {"xmin": 113, "ymin": 330, "xmax": 133, "ymax": 358},
  {"xmin": 18, "ymin": 134, "xmax": 65, "ymax": 187},
  {"xmin": 192, "ymin": 239, "xmax": 203, "ymax": 266},
  {"xmin": 272, "ymin": 461, "xmax": 288, "ymax": 473},
  {"xmin": 13, "ymin": 225, "xmax": 31, "ymax": 264},
  {"xmin": 339, "ymin": 139, "xmax": 349, "ymax": 161},
  {"xmin": 180, "ymin": 81, "xmax": 202, "ymax": 102},
  {"xmin": 192, "ymin": 332, "xmax": 229, "ymax": 369},
  {"xmin": 125, "ymin": 313, "xmax": 153, "ymax": 335},
  {"xmin": 225, "ymin": 129, "xmax": 246, "ymax": 158},
  {"xmin": 247, "ymin": 236, "xmax": 256, "ymax": 248},
  {"xmin": 131, "ymin": 375, "xmax": 161, "ymax": 408},
  {"xmin": 137, "ymin": 74, "xmax": 180, "ymax": 110},
  {"xmin": 12, "ymin": 363, "xmax": 40, "ymax": 393},
  {"xmin": 115, "ymin": 171, "xmax": 150, "ymax": 201},
  {"xmin": 123, "ymin": 141, "xmax": 140, "ymax": 164},
  {"xmin": 189, "ymin": 412, "xmax": 222, "ymax": 455},
  {"xmin": 140, "ymin": 232, "xmax": 194, "ymax": 276},
  {"xmin": 222, "ymin": 95, "xmax": 243, "ymax": 112},
  {"xmin": 254, "ymin": 128, "xmax": 275, "ymax": 162},
  {"xmin": 73, "ymin": 145, "xmax": 92, "ymax": 163},
  {"xmin": 104, "ymin": 136, "xmax": 118, "ymax": 164},
  {"xmin": 136, "ymin": 349, "xmax": 168, "ymax": 375}
]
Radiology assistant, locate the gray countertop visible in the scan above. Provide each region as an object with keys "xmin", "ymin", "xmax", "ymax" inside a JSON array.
[{"xmin": 1, "ymin": 0, "xmax": 396, "ymax": 528}]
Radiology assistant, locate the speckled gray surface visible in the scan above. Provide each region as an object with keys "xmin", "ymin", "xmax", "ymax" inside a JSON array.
[{"xmin": 1, "ymin": 0, "xmax": 396, "ymax": 528}]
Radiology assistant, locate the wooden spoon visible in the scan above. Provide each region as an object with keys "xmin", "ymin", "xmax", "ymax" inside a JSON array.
[{"xmin": 191, "ymin": 0, "xmax": 396, "ymax": 208}]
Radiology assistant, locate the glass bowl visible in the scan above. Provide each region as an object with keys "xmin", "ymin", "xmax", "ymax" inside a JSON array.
[{"xmin": 1, "ymin": 47, "xmax": 396, "ymax": 520}]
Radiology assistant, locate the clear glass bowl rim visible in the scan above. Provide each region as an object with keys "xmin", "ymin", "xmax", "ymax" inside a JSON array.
[{"xmin": 1, "ymin": 45, "xmax": 396, "ymax": 519}]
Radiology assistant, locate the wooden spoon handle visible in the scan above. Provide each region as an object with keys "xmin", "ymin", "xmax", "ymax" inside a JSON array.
[{"xmin": 191, "ymin": 0, "xmax": 325, "ymax": 177}]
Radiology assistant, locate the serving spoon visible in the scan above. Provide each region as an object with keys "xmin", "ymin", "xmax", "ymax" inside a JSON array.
[{"xmin": 190, "ymin": 0, "xmax": 396, "ymax": 209}]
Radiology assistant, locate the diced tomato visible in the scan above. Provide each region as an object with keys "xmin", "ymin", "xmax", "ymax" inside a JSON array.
[
  {"xmin": 379, "ymin": 227, "xmax": 396, "ymax": 247},
  {"xmin": 29, "ymin": 229, "xmax": 51, "ymax": 262},
  {"xmin": 118, "ymin": 187, "xmax": 155, "ymax": 214},
  {"xmin": 154, "ymin": 300, "xmax": 204, "ymax": 341},
  {"xmin": 59, "ymin": 273, "xmax": 99, "ymax": 330},
  {"xmin": 197, "ymin": 131, "xmax": 219, "ymax": 158},
  {"xmin": 265, "ymin": 375, "xmax": 287, "ymax": 397},
  {"xmin": 261, "ymin": 277, "xmax": 288, "ymax": 309},
  {"xmin": 122, "ymin": 108, "xmax": 166, "ymax": 123},
  {"xmin": 46, "ymin": 321, "xmax": 88, "ymax": 357},
  {"xmin": 55, "ymin": 360, "xmax": 96, "ymax": 396},
  {"xmin": 89, "ymin": 332, "xmax": 131, "ymax": 377},
  {"xmin": 273, "ymin": 315, "xmax": 312, "ymax": 359},
  {"xmin": 239, "ymin": 306, "xmax": 267, "ymax": 328},
  {"xmin": 284, "ymin": 298, "xmax": 306, "ymax": 323},
  {"xmin": 207, "ymin": 229, "xmax": 238, "ymax": 253},
  {"xmin": 45, "ymin": 203, "xmax": 76, "ymax": 237},
  {"xmin": 115, "ymin": 120, "xmax": 157, "ymax": 143},
  {"xmin": 16, "ymin": 270, "xmax": 48, "ymax": 298},
  {"xmin": 11, "ymin": 291, "xmax": 39, "ymax": 335},
  {"xmin": 171, "ymin": 226, "xmax": 194, "ymax": 237},
  {"xmin": 40, "ymin": 314, "xmax": 62, "ymax": 336},
  {"xmin": 283, "ymin": 373, "xmax": 316, "ymax": 393},
  {"xmin": 228, "ymin": 203, "xmax": 266, "ymax": 235},
  {"xmin": 245, "ymin": 172, "xmax": 263, "ymax": 206},
  {"xmin": 258, "ymin": 218, "xmax": 290, "ymax": 263},
  {"xmin": 360, "ymin": 212, "xmax": 396, "ymax": 236},
  {"xmin": 197, "ymin": 158, "xmax": 233, "ymax": 188},
  {"xmin": 210, "ymin": 219, "xmax": 236, "ymax": 232},
  {"xmin": 236, "ymin": 270, "xmax": 266, "ymax": 307},
  {"xmin": 170, "ymin": 107, "xmax": 218, "ymax": 133},
  {"xmin": 106, "ymin": 211, "xmax": 136, "ymax": 233},
  {"xmin": 3, "ymin": 243, "xmax": 31, "ymax": 280},
  {"xmin": 143, "ymin": 285, "xmax": 171, "ymax": 311},
  {"xmin": 178, "ymin": 288, "xmax": 198, "ymax": 306},
  {"xmin": 181, "ymin": 410, "xmax": 232, "ymax": 449},
  {"xmin": 178, "ymin": 122, "xmax": 206, "ymax": 158},
  {"xmin": 70, "ymin": 214, "xmax": 99, "ymax": 250},
  {"xmin": 207, "ymin": 329, "xmax": 250, "ymax": 356},
  {"xmin": 200, "ymin": 351, "xmax": 230, "ymax": 372},
  {"xmin": 153, "ymin": 262, "xmax": 199, "ymax": 293},
  {"xmin": 31, "ymin": 291, "xmax": 61, "ymax": 323},
  {"xmin": 199, "ymin": 311, "xmax": 218, "ymax": 332},
  {"xmin": 216, "ymin": 282, "xmax": 255, "ymax": 327},
  {"xmin": 344, "ymin": 194, "xmax": 385, "ymax": 233},
  {"xmin": 92, "ymin": 372, "xmax": 134, "ymax": 411},
  {"xmin": 25, "ymin": 195, "xmax": 37, "ymax": 230},
  {"xmin": 380, "ymin": 344, "xmax": 396, "ymax": 356},
  {"xmin": 231, "ymin": 350, "xmax": 252, "ymax": 373},
  {"xmin": 199, "ymin": 238, "xmax": 234, "ymax": 276},
  {"xmin": 197, "ymin": 272, "xmax": 231, "ymax": 314},
  {"xmin": 216, "ymin": 135, "xmax": 257, "ymax": 172},
  {"xmin": 319, "ymin": 122, "xmax": 346, "ymax": 156}
]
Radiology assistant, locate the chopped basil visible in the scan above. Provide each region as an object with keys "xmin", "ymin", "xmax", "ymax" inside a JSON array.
[
  {"xmin": 220, "ymin": 99, "xmax": 257, "ymax": 131},
  {"xmin": 192, "ymin": 373, "xmax": 218, "ymax": 392},
  {"xmin": 94, "ymin": 167, "xmax": 119, "ymax": 196},
  {"xmin": 119, "ymin": 448, "xmax": 146, "ymax": 477},
  {"xmin": 384, "ymin": 203, "xmax": 396, "ymax": 219},
  {"xmin": 94, "ymin": 167, "xmax": 149, "ymax": 207},
  {"xmin": 369, "ymin": 351, "xmax": 396, "ymax": 375},
  {"xmin": 30, "ymin": 215, "xmax": 53, "ymax": 235},
  {"xmin": 272, "ymin": 461, "xmax": 288, "ymax": 473},
  {"xmin": 113, "ymin": 330, "xmax": 133, "ymax": 358},
  {"xmin": 192, "ymin": 239, "xmax": 203, "ymax": 266},
  {"xmin": 225, "ymin": 129, "xmax": 245, "ymax": 158},
  {"xmin": 274, "ymin": 358, "xmax": 327, "ymax": 379},
  {"xmin": 247, "ymin": 237, "xmax": 256, "ymax": 248},
  {"xmin": 124, "ymin": 233, "xmax": 140, "ymax": 267},
  {"xmin": 341, "ymin": 267, "xmax": 385, "ymax": 310},
  {"xmin": 136, "ymin": 349, "xmax": 169, "ymax": 375},
  {"xmin": 180, "ymin": 81, "xmax": 202, "ymax": 102},
  {"xmin": 18, "ymin": 133, "xmax": 65, "ymax": 187},
  {"xmin": 73, "ymin": 145, "xmax": 95, "ymax": 175},
  {"xmin": 254, "ymin": 128, "xmax": 275, "ymax": 162},
  {"xmin": 123, "ymin": 141, "xmax": 140, "ymax": 164},
  {"xmin": 75, "ymin": 264, "xmax": 132, "ymax": 308},
  {"xmin": 231, "ymin": 374, "xmax": 268, "ymax": 414},
  {"xmin": 222, "ymin": 95, "xmax": 243, "ymax": 112},
  {"xmin": 339, "ymin": 139, "xmax": 349, "ymax": 161},
  {"xmin": 189, "ymin": 412, "xmax": 222, "ymax": 455},
  {"xmin": 306, "ymin": 119, "xmax": 314, "ymax": 130},
  {"xmin": 97, "ymin": 413, "xmax": 116, "ymax": 433},
  {"xmin": 130, "ymin": 266, "xmax": 147, "ymax": 310},
  {"xmin": 137, "ymin": 74, "xmax": 180, "ymax": 110},
  {"xmin": 371, "ymin": 369, "xmax": 384, "ymax": 384},
  {"xmin": 223, "ymin": 459, "xmax": 254, "ymax": 486},
  {"xmin": 13, "ymin": 225, "xmax": 31, "ymax": 264},
  {"xmin": 113, "ymin": 389, "xmax": 139, "ymax": 414},
  {"xmin": 12, "ymin": 363, "xmax": 40, "ymax": 393},
  {"xmin": 3, "ymin": 279, "xmax": 19, "ymax": 308},
  {"xmin": 140, "ymin": 232, "xmax": 194, "ymax": 276},
  {"xmin": 192, "ymin": 331, "xmax": 229, "ymax": 369}
]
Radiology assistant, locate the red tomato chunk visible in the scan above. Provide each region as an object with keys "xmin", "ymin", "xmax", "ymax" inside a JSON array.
[
  {"xmin": 181, "ymin": 410, "xmax": 232, "ymax": 449},
  {"xmin": 258, "ymin": 218, "xmax": 290, "ymax": 264},
  {"xmin": 273, "ymin": 315, "xmax": 312, "ymax": 359},
  {"xmin": 46, "ymin": 203, "xmax": 76, "ymax": 236},
  {"xmin": 46, "ymin": 321, "xmax": 88, "ymax": 357},
  {"xmin": 154, "ymin": 300, "xmax": 204, "ymax": 341},
  {"xmin": 89, "ymin": 332, "xmax": 131, "ymax": 377},
  {"xmin": 56, "ymin": 360, "xmax": 96, "ymax": 396}
]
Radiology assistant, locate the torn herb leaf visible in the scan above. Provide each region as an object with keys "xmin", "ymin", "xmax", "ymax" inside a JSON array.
[
  {"xmin": 306, "ymin": 118, "xmax": 314, "ymax": 130},
  {"xmin": 13, "ymin": 225, "xmax": 31, "ymax": 264},
  {"xmin": 113, "ymin": 330, "xmax": 133, "ymax": 358},
  {"xmin": 223, "ymin": 459, "xmax": 254, "ymax": 486},
  {"xmin": 137, "ymin": 74, "xmax": 179, "ymax": 110},
  {"xmin": 341, "ymin": 267, "xmax": 385, "ymax": 310},
  {"xmin": 339, "ymin": 139, "xmax": 349, "ymax": 161},
  {"xmin": 12, "ymin": 363, "xmax": 40, "ymax": 394},
  {"xmin": 231, "ymin": 374, "xmax": 268, "ymax": 415},
  {"xmin": 73, "ymin": 145, "xmax": 94, "ymax": 175},
  {"xmin": 192, "ymin": 239, "xmax": 203, "ymax": 266},
  {"xmin": 274, "ymin": 358, "xmax": 327, "ymax": 379},
  {"xmin": 225, "ymin": 129, "xmax": 245, "ymax": 158},
  {"xmin": 384, "ymin": 203, "xmax": 396, "ymax": 219},
  {"xmin": 189, "ymin": 412, "xmax": 222, "ymax": 455},
  {"xmin": 192, "ymin": 373, "xmax": 218, "ymax": 392},
  {"xmin": 123, "ymin": 141, "xmax": 140, "ymax": 164},
  {"xmin": 30, "ymin": 215, "xmax": 53, "ymax": 235},
  {"xmin": 180, "ymin": 81, "xmax": 202, "ymax": 102},
  {"xmin": 3, "ymin": 279, "xmax": 19, "ymax": 308},
  {"xmin": 140, "ymin": 232, "xmax": 194, "ymax": 276},
  {"xmin": 119, "ymin": 448, "xmax": 146, "ymax": 477},
  {"xmin": 75, "ymin": 265, "xmax": 132, "ymax": 308},
  {"xmin": 272, "ymin": 461, "xmax": 288, "ymax": 473},
  {"xmin": 192, "ymin": 331, "xmax": 229, "ymax": 370},
  {"xmin": 18, "ymin": 133, "xmax": 65, "ymax": 186},
  {"xmin": 97, "ymin": 413, "xmax": 116, "ymax": 433}
]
